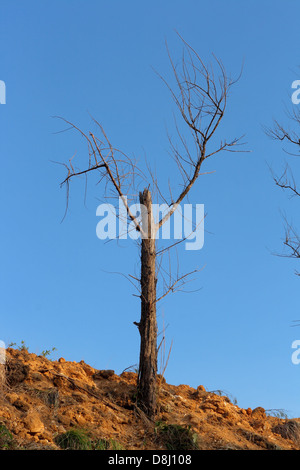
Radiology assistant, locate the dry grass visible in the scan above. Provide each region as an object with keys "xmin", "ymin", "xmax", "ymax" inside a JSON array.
[{"xmin": 273, "ymin": 420, "xmax": 300, "ymax": 445}]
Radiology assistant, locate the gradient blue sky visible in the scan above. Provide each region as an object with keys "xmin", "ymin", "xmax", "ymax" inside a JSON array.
[{"xmin": 1, "ymin": 0, "xmax": 300, "ymax": 417}]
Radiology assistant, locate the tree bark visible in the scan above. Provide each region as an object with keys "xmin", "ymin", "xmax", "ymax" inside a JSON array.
[{"xmin": 137, "ymin": 188, "xmax": 157, "ymax": 418}]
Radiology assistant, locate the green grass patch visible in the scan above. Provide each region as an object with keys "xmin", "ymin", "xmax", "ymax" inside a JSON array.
[
  {"xmin": 93, "ymin": 438, "xmax": 124, "ymax": 450},
  {"xmin": 54, "ymin": 428, "xmax": 124, "ymax": 451},
  {"xmin": 155, "ymin": 421, "xmax": 199, "ymax": 450},
  {"xmin": 0, "ymin": 424, "xmax": 15, "ymax": 450},
  {"xmin": 54, "ymin": 428, "xmax": 92, "ymax": 450}
]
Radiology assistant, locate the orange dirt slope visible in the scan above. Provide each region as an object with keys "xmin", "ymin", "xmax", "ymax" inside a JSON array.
[{"xmin": 0, "ymin": 347, "xmax": 299, "ymax": 450}]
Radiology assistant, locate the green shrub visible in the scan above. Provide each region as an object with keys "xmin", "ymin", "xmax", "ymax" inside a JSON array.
[
  {"xmin": 41, "ymin": 347, "xmax": 57, "ymax": 358},
  {"xmin": 155, "ymin": 421, "xmax": 199, "ymax": 450},
  {"xmin": 8, "ymin": 341, "xmax": 29, "ymax": 352},
  {"xmin": 55, "ymin": 428, "xmax": 125, "ymax": 451},
  {"xmin": 55, "ymin": 428, "xmax": 92, "ymax": 450}
]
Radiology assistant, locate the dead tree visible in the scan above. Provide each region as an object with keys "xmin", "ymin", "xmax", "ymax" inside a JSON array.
[
  {"xmin": 55, "ymin": 36, "xmax": 244, "ymax": 419},
  {"xmin": 265, "ymin": 105, "xmax": 300, "ymax": 272}
]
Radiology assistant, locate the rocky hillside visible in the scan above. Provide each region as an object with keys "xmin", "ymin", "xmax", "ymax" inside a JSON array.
[{"xmin": 0, "ymin": 347, "xmax": 299, "ymax": 450}]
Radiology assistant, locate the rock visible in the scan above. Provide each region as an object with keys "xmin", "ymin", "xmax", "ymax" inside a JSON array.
[
  {"xmin": 252, "ymin": 407, "xmax": 266, "ymax": 418},
  {"xmin": 16, "ymin": 429, "xmax": 29, "ymax": 439},
  {"xmin": 58, "ymin": 358, "xmax": 66, "ymax": 363},
  {"xmin": 79, "ymin": 361, "xmax": 95, "ymax": 377},
  {"xmin": 57, "ymin": 410, "xmax": 74, "ymax": 426},
  {"xmin": 0, "ymin": 406, "xmax": 12, "ymax": 420},
  {"xmin": 192, "ymin": 384, "xmax": 207, "ymax": 400},
  {"xmin": 52, "ymin": 376, "xmax": 66, "ymax": 388},
  {"xmin": 75, "ymin": 413, "xmax": 87, "ymax": 426},
  {"xmin": 93, "ymin": 369, "xmax": 115, "ymax": 379},
  {"xmin": 12, "ymin": 398, "xmax": 30, "ymax": 412},
  {"xmin": 120, "ymin": 372, "xmax": 137, "ymax": 383},
  {"xmin": 250, "ymin": 407, "xmax": 267, "ymax": 431},
  {"xmin": 39, "ymin": 439, "xmax": 50, "ymax": 445},
  {"xmin": 24, "ymin": 412, "xmax": 44, "ymax": 434},
  {"xmin": 30, "ymin": 372, "xmax": 44, "ymax": 382},
  {"xmin": 72, "ymin": 392, "xmax": 85, "ymax": 403},
  {"xmin": 187, "ymin": 414, "xmax": 201, "ymax": 426},
  {"xmin": 38, "ymin": 430, "xmax": 53, "ymax": 441},
  {"xmin": 5, "ymin": 392, "xmax": 19, "ymax": 404}
]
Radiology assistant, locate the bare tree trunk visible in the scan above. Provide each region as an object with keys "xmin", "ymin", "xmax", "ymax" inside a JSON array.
[{"xmin": 137, "ymin": 188, "xmax": 157, "ymax": 418}]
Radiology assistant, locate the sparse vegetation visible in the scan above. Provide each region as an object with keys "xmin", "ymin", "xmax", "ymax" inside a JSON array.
[
  {"xmin": 2, "ymin": 347, "xmax": 300, "ymax": 451},
  {"xmin": 155, "ymin": 421, "xmax": 199, "ymax": 450},
  {"xmin": 0, "ymin": 425, "xmax": 16, "ymax": 450},
  {"xmin": 238, "ymin": 429, "xmax": 282, "ymax": 450},
  {"xmin": 266, "ymin": 409, "xmax": 289, "ymax": 419},
  {"xmin": 8, "ymin": 341, "xmax": 57, "ymax": 359},
  {"xmin": 40, "ymin": 347, "xmax": 57, "ymax": 359},
  {"xmin": 273, "ymin": 420, "xmax": 300, "ymax": 445},
  {"xmin": 93, "ymin": 438, "xmax": 124, "ymax": 450},
  {"xmin": 54, "ymin": 428, "xmax": 124, "ymax": 450},
  {"xmin": 210, "ymin": 389, "xmax": 238, "ymax": 405},
  {"xmin": 54, "ymin": 428, "xmax": 92, "ymax": 450},
  {"xmin": 8, "ymin": 341, "xmax": 29, "ymax": 352}
]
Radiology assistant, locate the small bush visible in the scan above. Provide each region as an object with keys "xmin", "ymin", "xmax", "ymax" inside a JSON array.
[
  {"xmin": 41, "ymin": 347, "xmax": 57, "ymax": 358},
  {"xmin": 15, "ymin": 341, "xmax": 29, "ymax": 352},
  {"xmin": 155, "ymin": 422, "xmax": 199, "ymax": 450},
  {"xmin": 55, "ymin": 429, "xmax": 92, "ymax": 450}
]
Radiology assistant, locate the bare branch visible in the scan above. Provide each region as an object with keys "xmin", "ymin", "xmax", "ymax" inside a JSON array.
[
  {"xmin": 271, "ymin": 163, "xmax": 300, "ymax": 198},
  {"xmin": 154, "ymin": 36, "xmax": 245, "ymax": 230},
  {"xmin": 265, "ymin": 102, "xmax": 300, "ymax": 265},
  {"xmin": 156, "ymin": 267, "xmax": 203, "ymax": 303},
  {"xmin": 54, "ymin": 116, "xmax": 145, "ymax": 234}
]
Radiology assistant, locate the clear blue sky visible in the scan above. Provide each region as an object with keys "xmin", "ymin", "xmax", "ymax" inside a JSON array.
[{"xmin": 1, "ymin": 0, "xmax": 300, "ymax": 417}]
